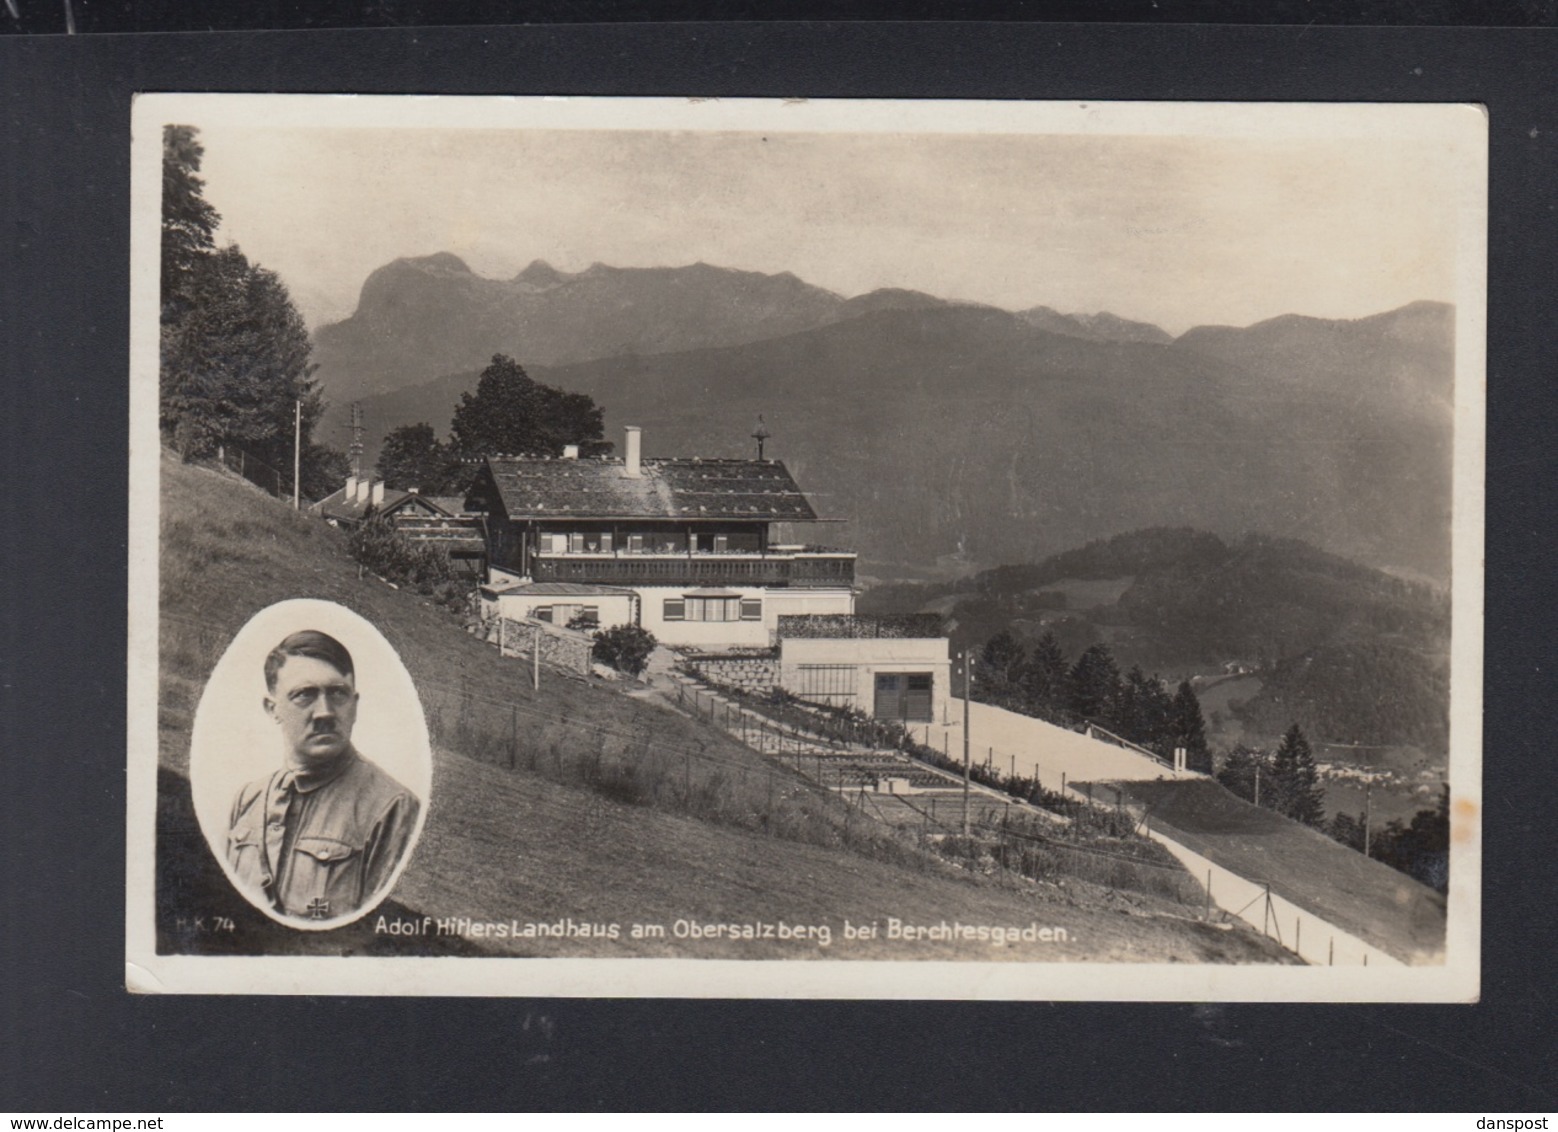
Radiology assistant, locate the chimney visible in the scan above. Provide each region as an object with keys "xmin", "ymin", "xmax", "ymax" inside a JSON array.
[
  {"xmin": 371, "ymin": 481, "xmax": 385, "ymax": 506},
  {"xmin": 562, "ymin": 444, "xmax": 580, "ymax": 460},
  {"xmin": 624, "ymin": 426, "xmax": 642, "ymax": 478},
  {"xmin": 344, "ymin": 475, "xmax": 359, "ymax": 500}
]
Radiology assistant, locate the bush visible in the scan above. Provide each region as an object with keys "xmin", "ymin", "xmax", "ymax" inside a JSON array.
[
  {"xmin": 348, "ymin": 514, "xmax": 458, "ymax": 596},
  {"xmin": 592, "ymin": 624, "xmax": 657, "ymax": 676}
]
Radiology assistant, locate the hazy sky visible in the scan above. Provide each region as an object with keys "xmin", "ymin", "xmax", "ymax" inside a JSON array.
[{"xmin": 189, "ymin": 111, "xmax": 1475, "ymax": 336}]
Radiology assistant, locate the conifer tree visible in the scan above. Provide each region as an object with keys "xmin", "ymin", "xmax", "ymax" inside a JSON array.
[
  {"xmin": 158, "ymin": 124, "xmax": 345, "ymax": 498},
  {"xmin": 1066, "ymin": 643, "xmax": 1122, "ymax": 728},
  {"xmin": 1020, "ymin": 631, "xmax": 1069, "ymax": 720},
  {"xmin": 1118, "ymin": 666, "xmax": 1172, "ymax": 751},
  {"xmin": 1165, "ymin": 680, "xmax": 1212, "ymax": 772},
  {"xmin": 980, "ymin": 629, "xmax": 1027, "ymax": 699},
  {"xmin": 1216, "ymin": 744, "xmax": 1270, "ymax": 804},
  {"xmin": 1270, "ymin": 723, "xmax": 1326, "ymax": 826}
]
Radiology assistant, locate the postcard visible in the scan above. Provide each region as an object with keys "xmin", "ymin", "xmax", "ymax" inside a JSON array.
[{"xmin": 127, "ymin": 95, "xmax": 1484, "ymax": 999}]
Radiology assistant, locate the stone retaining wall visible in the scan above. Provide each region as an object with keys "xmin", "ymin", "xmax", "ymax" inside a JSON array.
[
  {"xmin": 496, "ymin": 616, "xmax": 593, "ymax": 679},
  {"xmin": 684, "ymin": 652, "xmax": 780, "ymax": 693}
]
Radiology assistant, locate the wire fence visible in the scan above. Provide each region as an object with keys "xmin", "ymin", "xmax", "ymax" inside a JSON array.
[
  {"xmin": 671, "ymin": 671, "xmax": 1208, "ymax": 909},
  {"xmin": 214, "ymin": 443, "xmax": 288, "ymax": 500}
]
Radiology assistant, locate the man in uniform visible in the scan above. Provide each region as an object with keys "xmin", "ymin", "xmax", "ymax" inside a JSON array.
[{"xmin": 227, "ymin": 629, "xmax": 420, "ymax": 922}]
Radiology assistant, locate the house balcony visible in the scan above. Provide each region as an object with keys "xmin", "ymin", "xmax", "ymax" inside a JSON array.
[{"xmin": 531, "ymin": 547, "xmax": 856, "ymax": 589}]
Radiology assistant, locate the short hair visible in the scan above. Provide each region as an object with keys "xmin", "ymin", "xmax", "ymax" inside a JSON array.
[{"xmin": 264, "ymin": 630, "xmax": 355, "ymax": 693}]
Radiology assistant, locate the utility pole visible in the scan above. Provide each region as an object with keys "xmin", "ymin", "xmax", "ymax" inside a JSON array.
[
  {"xmin": 1364, "ymin": 782, "xmax": 1372, "ymax": 858},
  {"xmin": 292, "ymin": 400, "xmax": 302, "ymax": 509},
  {"xmin": 962, "ymin": 649, "xmax": 972, "ymax": 836}
]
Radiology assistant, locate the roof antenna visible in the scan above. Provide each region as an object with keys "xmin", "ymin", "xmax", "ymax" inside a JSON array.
[{"xmin": 751, "ymin": 414, "xmax": 771, "ymax": 462}]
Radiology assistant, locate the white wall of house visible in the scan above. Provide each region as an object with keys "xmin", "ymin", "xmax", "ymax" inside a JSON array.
[
  {"xmin": 778, "ymin": 636, "xmax": 952, "ymax": 722},
  {"xmin": 487, "ymin": 590, "xmax": 638, "ymax": 631},
  {"xmin": 635, "ymin": 585, "xmax": 854, "ymax": 647}
]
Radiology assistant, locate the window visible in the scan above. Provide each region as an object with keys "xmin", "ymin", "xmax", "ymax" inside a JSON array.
[
  {"xmin": 797, "ymin": 665, "xmax": 857, "ymax": 704},
  {"xmin": 539, "ymin": 533, "xmax": 568, "ymax": 554},
  {"xmin": 713, "ymin": 534, "xmax": 729, "ymax": 554},
  {"xmin": 739, "ymin": 598, "xmax": 762, "ymax": 621},
  {"xmin": 685, "ymin": 596, "xmax": 741, "ymax": 622},
  {"xmin": 534, "ymin": 606, "xmax": 553, "ymax": 623},
  {"xmin": 628, "ymin": 533, "xmax": 645, "ymax": 554},
  {"xmin": 663, "ymin": 598, "xmax": 685, "ymax": 621}
]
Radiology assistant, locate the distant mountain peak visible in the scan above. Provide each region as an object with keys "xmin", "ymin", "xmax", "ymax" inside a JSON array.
[
  {"xmin": 513, "ymin": 259, "xmax": 568, "ymax": 288},
  {"xmin": 396, "ymin": 251, "xmax": 473, "ymax": 275},
  {"xmin": 1015, "ymin": 304, "xmax": 1171, "ymax": 345}
]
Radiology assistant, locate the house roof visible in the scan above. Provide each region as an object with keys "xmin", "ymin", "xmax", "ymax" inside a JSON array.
[
  {"xmin": 311, "ymin": 486, "xmax": 462, "ymax": 524},
  {"xmin": 475, "ymin": 457, "xmax": 819, "ymax": 523},
  {"xmin": 425, "ymin": 496, "xmax": 468, "ymax": 516},
  {"xmin": 482, "ymin": 581, "xmax": 638, "ymax": 597},
  {"xmin": 311, "ymin": 485, "xmax": 415, "ymax": 523}
]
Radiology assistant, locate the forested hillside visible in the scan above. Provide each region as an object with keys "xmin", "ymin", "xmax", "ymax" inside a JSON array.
[{"xmin": 860, "ymin": 528, "xmax": 1450, "ymax": 758}]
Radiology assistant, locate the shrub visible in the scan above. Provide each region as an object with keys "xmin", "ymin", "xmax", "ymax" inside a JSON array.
[
  {"xmin": 348, "ymin": 514, "xmax": 458, "ymax": 596},
  {"xmin": 592, "ymin": 624, "xmax": 657, "ymax": 676}
]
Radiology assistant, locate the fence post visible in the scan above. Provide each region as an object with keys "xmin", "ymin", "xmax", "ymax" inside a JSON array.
[{"xmin": 508, "ymin": 705, "xmax": 517, "ymax": 770}]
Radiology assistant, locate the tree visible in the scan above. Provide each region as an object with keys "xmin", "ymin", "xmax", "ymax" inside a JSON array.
[
  {"xmin": 1164, "ymin": 680, "xmax": 1212, "ymax": 773},
  {"xmin": 1372, "ymin": 784, "xmax": 1449, "ymax": 893},
  {"xmin": 1270, "ymin": 723, "xmax": 1326, "ymax": 826},
  {"xmin": 1066, "ymin": 643, "xmax": 1121, "ymax": 727},
  {"xmin": 979, "ymin": 630, "xmax": 1027, "ymax": 698},
  {"xmin": 160, "ymin": 124, "xmax": 220, "ymax": 324},
  {"xmin": 449, "ymin": 354, "xmax": 607, "ymax": 458},
  {"xmin": 1328, "ymin": 810, "xmax": 1368, "ymax": 853},
  {"xmin": 300, "ymin": 442, "xmax": 352, "ymax": 503},
  {"xmin": 376, "ymin": 423, "xmax": 460, "ymax": 493},
  {"xmin": 161, "ymin": 244, "xmax": 320, "ymax": 463},
  {"xmin": 1216, "ymin": 744, "xmax": 1270, "ymax": 805},
  {"xmin": 1117, "ymin": 666, "xmax": 1173, "ymax": 752},
  {"xmin": 1020, "ymin": 630, "xmax": 1070, "ymax": 720}
]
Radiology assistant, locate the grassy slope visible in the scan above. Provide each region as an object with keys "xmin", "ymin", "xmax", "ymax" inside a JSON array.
[
  {"xmin": 1109, "ymin": 778, "xmax": 1446, "ymax": 963},
  {"xmin": 157, "ymin": 453, "xmax": 1290, "ymax": 963}
]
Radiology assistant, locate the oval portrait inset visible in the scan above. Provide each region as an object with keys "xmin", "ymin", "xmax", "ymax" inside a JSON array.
[{"xmin": 189, "ymin": 599, "xmax": 432, "ymax": 930}]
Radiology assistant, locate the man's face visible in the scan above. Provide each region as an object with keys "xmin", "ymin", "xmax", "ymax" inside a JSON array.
[{"xmin": 264, "ymin": 654, "xmax": 359, "ymax": 764}]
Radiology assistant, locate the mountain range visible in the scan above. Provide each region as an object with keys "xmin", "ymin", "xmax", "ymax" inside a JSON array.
[{"xmin": 310, "ymin": 255, "xmax": 1455, "ymax": 584}]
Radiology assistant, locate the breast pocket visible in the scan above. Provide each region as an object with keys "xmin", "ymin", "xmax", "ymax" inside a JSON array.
[
  {"xmin": 227, "ymin": 833, "xmax": 270, "ymax": 891},
  {"xmin": 288, "ymin": 836, "xmax": 365, "ymax": 919}
]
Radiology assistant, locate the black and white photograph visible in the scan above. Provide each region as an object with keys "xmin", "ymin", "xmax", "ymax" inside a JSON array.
[
  {"xmin": 127, "ymin": 95, "xmax": 1485, "ymax": 998},
  {"xmin": 186, "ymin": 598, "xmax": 430, "ymax": 931}
]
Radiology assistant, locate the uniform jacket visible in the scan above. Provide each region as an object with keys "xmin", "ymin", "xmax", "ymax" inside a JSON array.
[{"xmin": 227, "ymin": 749, "xmax": 420, "ymax": 921}]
